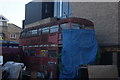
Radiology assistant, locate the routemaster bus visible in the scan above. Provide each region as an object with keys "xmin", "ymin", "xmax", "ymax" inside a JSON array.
[{"xmin": 19, "ymin": 17, "xmax": 98, "ymax": 79}]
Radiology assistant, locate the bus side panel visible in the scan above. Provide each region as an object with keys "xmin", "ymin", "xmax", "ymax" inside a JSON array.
[
  {"xmin": 2, "ymin": 47, "xmax": 23, "ymax": 63},
  {"xmin": 48, "ymin": 33, "xmax": 58, "ymax": 44}
]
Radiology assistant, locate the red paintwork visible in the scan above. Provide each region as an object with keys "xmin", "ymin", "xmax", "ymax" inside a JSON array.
[
  {"xmin": 20, "ymin": 17, "xmax": 94, "ymax": 78},
  {"xmin": 48, "ymin": 33, "xmax": 58, "ymax": 44},
  {"xmin": 2, "ymin": 47, "xmax": 23, "ymax": 64}
]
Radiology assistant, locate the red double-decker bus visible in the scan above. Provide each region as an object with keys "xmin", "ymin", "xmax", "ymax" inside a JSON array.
[{"xmin": 19, "ymin": 17, "xmax": 94, "ymax": 79}]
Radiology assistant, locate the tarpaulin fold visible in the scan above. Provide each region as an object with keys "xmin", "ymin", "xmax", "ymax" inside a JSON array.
[{"xmin": 60, "ymin": 29, "xmax": 98, "ymax": 79}]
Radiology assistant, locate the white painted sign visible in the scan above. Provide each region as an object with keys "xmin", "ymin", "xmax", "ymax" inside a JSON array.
[{"xmin": 0, "ymin": 56, "xmax": 3, "ymax": 65}]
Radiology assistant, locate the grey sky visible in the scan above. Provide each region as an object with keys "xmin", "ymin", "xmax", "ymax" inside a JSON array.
[{"xmin": 0, "ymin": 0, "xmax": 32, "ymax": 27}]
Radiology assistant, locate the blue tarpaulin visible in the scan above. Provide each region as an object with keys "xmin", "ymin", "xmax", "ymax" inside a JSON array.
[{"xmin": 60, "ymin": 29, "xmax": 98, "ymax": 79}]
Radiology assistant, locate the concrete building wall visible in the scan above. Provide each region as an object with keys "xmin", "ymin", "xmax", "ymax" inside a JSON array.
[
  {"xmin": 24, "ymin": 2, "xmax": 54, "ymax": 25},
  {"xmin": 25, "ymin": 2, "xmax": 42, "ymax": 25},
  {"xmin": 25, "ymin": 17, "xmax": 57, "ymax": 28},
  {"xmin": 118, "ymin": 2, "xmax": 120, "ymax": 46},
  {"xmin": 70, "ymin": 2, "xmax": 118, "ymax": 46}
]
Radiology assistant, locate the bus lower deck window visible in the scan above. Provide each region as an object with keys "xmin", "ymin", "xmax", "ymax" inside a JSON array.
[{"xmin": 48, "ymin": 50, "xmax": 57, "ymax": 57}]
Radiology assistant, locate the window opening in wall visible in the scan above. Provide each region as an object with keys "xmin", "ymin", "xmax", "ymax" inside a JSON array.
[{"xmin": 10, "ymin": 34, "xmax": 16, "ymax": 39}]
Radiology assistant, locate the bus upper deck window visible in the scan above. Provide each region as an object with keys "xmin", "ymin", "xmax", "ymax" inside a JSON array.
[
  {"xmin": 71, "ymin": 23, "xmax": 80, "ymax": 29},
  {"xmin": 42, "ymin": 27, "xmax": 49, "ymax": 34},
  {"xmin": 31, "ymin": 29, "xmax": 38, "ymax": 35},
  {"xmin": 50, "ymin": 25, "xmax": 58, "ymax": 33},
  {"xmin": 26, "ymin": 30, "xmax": 31, "ymax": 37},
  {"xmin": 60, "ymin": 23, "xmax": 70, "ymax": 30},
  {"xmin": 60, "ymin": 23, "xmax": 81, "ymax": 30},
  {"xmin": 21, "ymin": 32, "xmax": 26, "ymax": 38},
  {"xmin": 38, "ymin": 29, "xmax": 42, "ymax": 35}
]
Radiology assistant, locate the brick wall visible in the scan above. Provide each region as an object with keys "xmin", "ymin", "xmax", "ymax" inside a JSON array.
[
  {"xmin": 0, "ymin": 23, "xmax": 22, "ymax": 42},
  {"xmin": 7, "ymin": 23, "xmax": 22, "ymax": 42}
]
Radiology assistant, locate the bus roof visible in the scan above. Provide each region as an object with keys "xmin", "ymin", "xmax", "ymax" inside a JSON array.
[{"xmin": 23, "ymin": 17, "xmax": 94, "ymax": 31}]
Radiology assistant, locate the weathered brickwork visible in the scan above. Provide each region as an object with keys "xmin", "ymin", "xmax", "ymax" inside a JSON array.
[{"xmin": 0, "ymin": 22, "xmax": 22, "ymax": 42}]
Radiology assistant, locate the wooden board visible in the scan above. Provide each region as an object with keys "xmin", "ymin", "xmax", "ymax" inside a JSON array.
[{"xmin": 88, "ymin": 65, "xmax": 119, "ymax": 79}]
